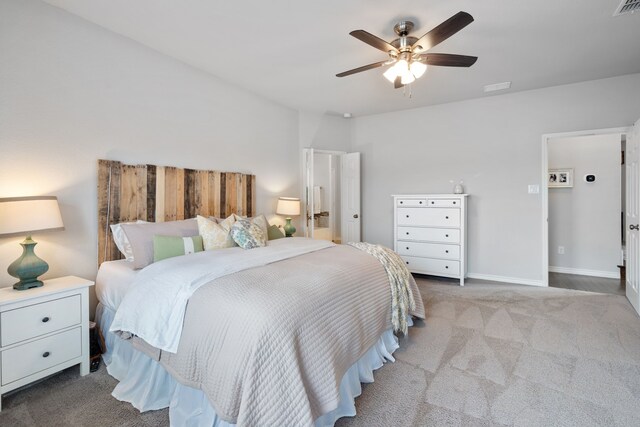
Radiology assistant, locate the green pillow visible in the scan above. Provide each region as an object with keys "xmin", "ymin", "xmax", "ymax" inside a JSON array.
[
  {"xmin": 153, "ymin": 235, "xmax": 204, "ymax": 262},
  {"xmin": 267, "ymin": 224, "xmax": 285, "ymax": 240}
]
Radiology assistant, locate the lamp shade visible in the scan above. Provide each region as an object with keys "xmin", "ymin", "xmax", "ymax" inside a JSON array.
[
  {"xmin": 276, "ymin": 197, "xmax": 300, "ymax": 216},
  {"xmin": 0, "ymin": 196, "xmax": 64, "ymax": 237}
]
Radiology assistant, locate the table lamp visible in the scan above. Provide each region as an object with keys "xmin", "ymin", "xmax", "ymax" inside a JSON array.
[
  {"xmin": 0, "ymin": 196, "xmax": 64, "ymax": 290},
  {"xmin": 276, "ymin": 197, "xmax": 300, "ymax": 237}
]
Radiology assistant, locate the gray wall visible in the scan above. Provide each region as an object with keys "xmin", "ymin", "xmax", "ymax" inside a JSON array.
[
  {"xmin": 548, "ymin": 134, "xmax": 622, "ymax": 276},
  {"xmin": 0, "ymin": 0, "xmax": 299, "ymax": 303},
  {"xmin": 351, "ymin": 73, "xmax": 640, "ymax": 284}
]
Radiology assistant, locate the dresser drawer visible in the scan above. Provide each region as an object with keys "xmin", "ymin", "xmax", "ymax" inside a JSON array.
[
  {"xmin": 401, "ymin": 256, "xmax": 460, "ymax": 277},
  {"xmin": 396, "ymin": 198, "xmax": 427, "ymax": 207},
  {"xmin": 427, "ymin": 198, "xmax": 461, "ymax": 208},
  {"xmin": 1, "ymin": 295, "xmax": 81, "ymax": 347},
  {"xmin": 397, "ymin": 227, "xmax": 460, "ymax": 243},
  {"xmin": 2, "ymin": 327, "xmax": 81, "ymax": 386},
  {"xmin": 397, "ymin": 242, "xmax": 460, "ymax": 260},
  {"xmin": 397, "ymin": 208, "xmax": 460, "ymax": 227}
]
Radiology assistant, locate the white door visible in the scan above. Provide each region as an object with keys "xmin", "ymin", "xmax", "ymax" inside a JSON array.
[
  {"xmin": 626, "ymin": 119, "xmax": 640, "ymax": 315},
  {"xmin": 341, "ymin": 152, "xmax": 361, "ymax": 242},
  {"xmin": 303, "ymin": 148, "xmax": 315, "ymax": 238}
]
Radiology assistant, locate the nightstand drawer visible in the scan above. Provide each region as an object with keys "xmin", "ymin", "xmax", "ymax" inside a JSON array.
[
  {"xmin": 1, "ymin": 295, "xmax": 81, "ymax": 347},
  {"xmin": 1, "ymin": 327, "xmax": 81, "ymax": 386}
]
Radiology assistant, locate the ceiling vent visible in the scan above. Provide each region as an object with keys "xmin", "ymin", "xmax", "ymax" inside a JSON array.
[{"xmin": 613, "ymin": 0, "xmax": 640, "ymax": 16}]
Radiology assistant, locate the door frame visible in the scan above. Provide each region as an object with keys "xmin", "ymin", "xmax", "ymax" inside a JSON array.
[
  {"xmin": 302, "ymin": 148, "xmax": 346, "ymax": 238},
  {"xmin": 541, "ymin": 126, "xmax": 630, "ymax": 286}
]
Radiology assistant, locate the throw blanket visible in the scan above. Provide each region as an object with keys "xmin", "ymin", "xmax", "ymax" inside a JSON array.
[
  {"xmin": 127, "ymin": 242, "xmax": 425, "ymax": 426},
  {"xmin": 348, "ymin": 242, "xmax": 416, "ymax": 334},
  {"xmin": 111, "ymin": 238, "xmax": 335, "ymax": 353}
]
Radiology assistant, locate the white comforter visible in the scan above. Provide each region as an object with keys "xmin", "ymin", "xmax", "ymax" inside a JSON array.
[{"xmin": 110, "ymin": 238, "xmax": 335, "ymax": 353}]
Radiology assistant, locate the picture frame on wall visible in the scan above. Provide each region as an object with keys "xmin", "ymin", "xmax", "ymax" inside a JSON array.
[{"xmin": 548, "ymin": 168, "xmax": 574, "ymax": 188}]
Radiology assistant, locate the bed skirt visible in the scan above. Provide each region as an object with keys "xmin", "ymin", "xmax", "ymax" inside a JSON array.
[{"xmin": 96, "ymin": 303, "xmax": 406, "ymax": 426}]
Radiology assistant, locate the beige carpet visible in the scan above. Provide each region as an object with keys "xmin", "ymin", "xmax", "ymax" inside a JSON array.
[{"xmin": 1, "ymin": 278, "xmax": 639, "ymax": 426}]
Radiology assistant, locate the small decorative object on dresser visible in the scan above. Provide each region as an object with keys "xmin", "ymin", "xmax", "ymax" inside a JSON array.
[
  {"xmin": 393, "ymin": 194, "xmax": 468, "ymax": 285},
  {"xmin": 0, "ymin": 276, "xmax": 94, "ymax": 411},
  {"xmin": 0, "ymin": 196, "xmax": 65, "ymax": 290},
  {"xmin": 276, "ymin": 197, "xmax": 301, "ymax": 237}
]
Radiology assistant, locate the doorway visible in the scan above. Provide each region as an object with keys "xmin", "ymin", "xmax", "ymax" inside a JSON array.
[
  {"xmin": 302, "ymin": 149, "xmax": 361, "ymax": 243},
  {"xmin": 541, "ymin": 127, "xmax": 629, "ymax": 294}
]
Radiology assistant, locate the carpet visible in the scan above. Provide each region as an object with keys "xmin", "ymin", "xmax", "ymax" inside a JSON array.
[{"xmin": 1, "ymin": 278, "xmax": 639, "ymax": 426}]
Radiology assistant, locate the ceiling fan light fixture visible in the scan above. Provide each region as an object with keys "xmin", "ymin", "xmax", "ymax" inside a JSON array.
[
  {"xmin": 400, "ymin": 71, "xmax": 415, "ymax": 85},
  {"xmin": 383, "ymin": 66, "xmax": 399, "ymax": 83},
  {"xmin": 410, "ymin": 61, "xmax": 427, "ymax": 78}
]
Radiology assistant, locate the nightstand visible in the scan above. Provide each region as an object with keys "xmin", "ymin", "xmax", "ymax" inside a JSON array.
[{"xmin": 0, "ymin": 276, "xmax": 94, "ymax": 411}]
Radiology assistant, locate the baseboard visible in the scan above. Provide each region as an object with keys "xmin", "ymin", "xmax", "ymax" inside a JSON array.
[
  {"xmin": 466, "ymin": 273, "xmax": 546, "ymax": 287},
  {"xmin": 548, "ymin": 266, "xmax": 620, "ymax": 279}
]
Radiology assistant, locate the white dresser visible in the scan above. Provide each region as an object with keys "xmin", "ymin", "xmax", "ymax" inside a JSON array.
[
  {"xmin": 0, "ymin": 276, "xmax": 94, "ymax": 411},
  {"xmin": 393, "ymin": 194, "xmax": 468, "ymax": 285}
]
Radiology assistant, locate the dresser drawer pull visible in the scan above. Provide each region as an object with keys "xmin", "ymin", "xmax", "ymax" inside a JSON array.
[
  {"xmin": 419, "ymin": 201, "xmax": 423, "ymax": 204},
  {"xmin": 446, "ymin": 234, "xmax": 449, "ymax": 237},
  {"xmin": 445, "ymin": 266, "xmax": 449, "ymax": 269},
  {"xmin": 445, "ymin": 216, "xmax": 449, "ymax": 219},
  {"xmin": 406, "ymin": 247, "xmax": 409, "ymax": 250},
  {"xmin": 406, "ymin": 215, "xmax": 409, "ymax": 218},
  {"xmin": 406, "ymin": 232, "xmax": 409, "ymax": 235},
  {"xmin": 406, "ymin": 261, "xmax": 409, "ymax": 264},
  {"xmin": 42, "ymin": 351, "xmax": 50, "ymax": 358},
  {"xmin": 445, "ymin": 250, "xmax": 449, "ymax": 253},
  {"xmin": 400, "ymin": 201, "xmax": 403, "ymax": 204},
  {"xmin": 431, "ymin": 201, "xmax": 435, "ymax": 205},
  {"xmin": 42, "ymin": 317, "xmax": 50, "ymax": 323},
  {"xmin": 453, "ymin": 201, "xmax": 457, "ymax": 205}
]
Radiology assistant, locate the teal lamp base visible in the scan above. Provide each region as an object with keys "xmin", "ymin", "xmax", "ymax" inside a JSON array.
[
  {"xmin": 7, "ymin": 236, "xmax": 49, "ymax": 291},
  {"xmin": 283, "ymin": 218, "xmax": 296, "ymax": 237}
]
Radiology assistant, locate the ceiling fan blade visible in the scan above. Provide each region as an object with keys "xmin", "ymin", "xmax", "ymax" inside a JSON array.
[
  {"xmin": 349, "ymin": 30, "xmax": 398, "ymax": 54},
  {"xmin": 394, "ymin": 76, "xmax": 404, "ymax": 89},
  {"xmin": 336, "ymin": 60, "xmax": 389, "ymax": 77},
  {"xmin": 412, "ymin": 11, "xmax": 474, "ymax": 53},
  {"xmin": 421, "ymin": 53, "xmax": 478, "ymax": 67}
]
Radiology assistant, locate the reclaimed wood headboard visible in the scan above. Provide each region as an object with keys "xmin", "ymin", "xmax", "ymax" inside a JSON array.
[{"xmin": 97, "ymin": 159, "xmax": 256, "ymax": 265}]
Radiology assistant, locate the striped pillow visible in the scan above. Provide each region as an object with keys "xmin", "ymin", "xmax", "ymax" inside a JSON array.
[{"xmin": 153, "ymin": 235, "xmax": 204, "ymax": 262}]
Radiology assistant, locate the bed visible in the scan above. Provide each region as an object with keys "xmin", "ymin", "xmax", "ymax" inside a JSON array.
[{"xmin": 95, "ymin": 160, "xmax": 425, "ymax": 426}]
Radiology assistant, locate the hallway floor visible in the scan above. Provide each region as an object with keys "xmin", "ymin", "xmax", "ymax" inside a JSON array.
[{"xmin": 549, "ymin": 272, "xmax": 625, "ymax": 296}]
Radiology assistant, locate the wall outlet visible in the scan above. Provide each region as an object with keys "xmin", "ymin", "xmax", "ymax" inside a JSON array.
[
  {"xmin": 528, "ymin": 184, "xmax": 540, "ymax": 194},
  {"xmin": 558, "ymin": 246, "xmax": 565, "ymax": 254}
]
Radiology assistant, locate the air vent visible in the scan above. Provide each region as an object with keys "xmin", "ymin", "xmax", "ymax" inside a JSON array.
[{"xmin": 614, "ymin": 0, "xmax": 640, "ymax": 16}]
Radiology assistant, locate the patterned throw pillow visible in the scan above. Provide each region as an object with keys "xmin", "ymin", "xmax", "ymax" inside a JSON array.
[
  {"xmin": 153, "ymin": 235, "xmax": 204, "ymax": 262},
  {"xmin": 197, "ymin": 214, "xmax": 237, "ymax": 250},
  {"xmin": 230, "ymin": 219, "xmax": 267, "ymax": 249},
  {"xmin": 233, "ymin": 214, "xmax": 269, "ymax": 237}
]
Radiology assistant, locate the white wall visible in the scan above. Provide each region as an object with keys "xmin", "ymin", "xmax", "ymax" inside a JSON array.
[
  {"xmin": 351, "ymin": 73, "xmax": 640, "ymax": 285},
  {"xmin": 548, "ymin": 134, "xmax": 621, "ymax": 276},
  {"xmin": 0, "ymin": 0, "xmax": 300, "ymax": 305}
]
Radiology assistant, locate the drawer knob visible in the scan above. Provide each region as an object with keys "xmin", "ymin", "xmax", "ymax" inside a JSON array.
[
  {"xmin": 406, "ymin": 215, "xmax": 409, "ymax": 218},
  {"xmin": 419, "ymin": 201, "xmax": 423, "ymax": 204},
  {"xmin": 453, "ymin": 201, "xmax": 457, "ymax": 205},
  {"xmin": 445, "ymin": 216, "xmax": 449, "ymax": 219},
  {"xmin": 42, "ymin": 317, "xmax": 50, "ymax": 323},
  {"xmin": 431, "ymin": 201, "xmax": 434, "ymax": 204},
  {"xmin": 445, "ymin": 250, "xmax": 449, "ymax": 253},
  {"xmin": 42, "ymin": 351, "xmax": 50, "ymax": 358},
  {"xmin": 406, "ymin": 261, "xmax": 409, "ymax": 265},
  {"xmin": 400, "ymin": 201, "xmax": 403, "ymax": 204},
  {"xmin": 406, "ymin": 247, "xmax": 409, "ymax": 250},
  {"xmin": 445, "ymin": 266, "xmax": 449, "ymax": 269},
  {"xmin": 446, "ymin": 234, "xmax": 449, "ymax": 237}
]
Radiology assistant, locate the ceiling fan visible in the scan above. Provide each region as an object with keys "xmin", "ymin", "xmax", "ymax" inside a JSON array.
[{"xmin": 336, "ymin": 11, "xmax": 477, "ymax": 89}]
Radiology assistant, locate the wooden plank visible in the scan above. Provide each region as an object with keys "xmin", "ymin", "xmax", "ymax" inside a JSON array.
[
  {"xmin": 184, "ymin": 169, "xmax": 196, "ymax": 219},
  {"xmin": 155, "ymin": 166, "xmax": 165, "ymax": 222},
  {"xmin": 176, "ymin": 168, "xmax": 185, "ymax": 220},
  {"xmin": 198, "ymin": 170, "xmax": 209, "ymax": 216},
  {"xmin": 210, "ymin": 171, "xmax": 221, "ymax": 218},
  {"xmin": 135, "ymin": 165, "xmax": 147, "ymax": 221},
  {"xmin": 226, "ymin": 173, "xmax": 237, "ymax": 216},
  {"xmin": 219, "ymin": 172, "xmax": 226, "ymax": 217},
  {"xmin": 146, "ymin": 165, "xmax": 156, "ymax": 222},
  {"xmin": 239, "ymin": 175, "xmax": 247, "ymax": 216},
  {"xmin": 120, "ymin": 165, "xmax": 137, "ymax": 222},
  {"xmin": 108, "ymin": 162, "xmax": 122, "ymax": 262},
  {"xmin": 97, "ymin": 160, "xmax": 112, "ymax": 266},
  {"xmin": 236, "ymin": 174, "xmax": 244, "ymax": 216},
  {"xmin": 250, "ymin": 175, "xmax": 256, "ymax": 217},
  {"xmin": 164, "ymin": 167, "xmax": 177, "ymax": 221}
]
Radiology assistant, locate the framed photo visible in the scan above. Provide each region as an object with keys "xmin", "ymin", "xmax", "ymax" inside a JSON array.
[{"xmin": 548, "ymin": 168, "xmax": 573, "ymax": 188}]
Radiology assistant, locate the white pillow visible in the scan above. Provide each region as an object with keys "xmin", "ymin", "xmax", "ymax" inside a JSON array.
[
  {"xmin": 120, "ymin": 218, "xmax": 200, "ymax": 269},
  {"xmin": 110, "ymin": 220, "xmax": 147, "ymax": 262}
]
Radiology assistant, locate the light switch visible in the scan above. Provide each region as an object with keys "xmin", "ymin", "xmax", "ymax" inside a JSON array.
[{"xmin": 528, "ymin": 184, "xmax": 540, "ymax": 194}]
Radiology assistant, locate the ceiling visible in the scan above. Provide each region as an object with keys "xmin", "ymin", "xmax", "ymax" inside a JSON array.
[{"xmin": 42, "ymin": 0, "xmax": 640, "ymax": 117}]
